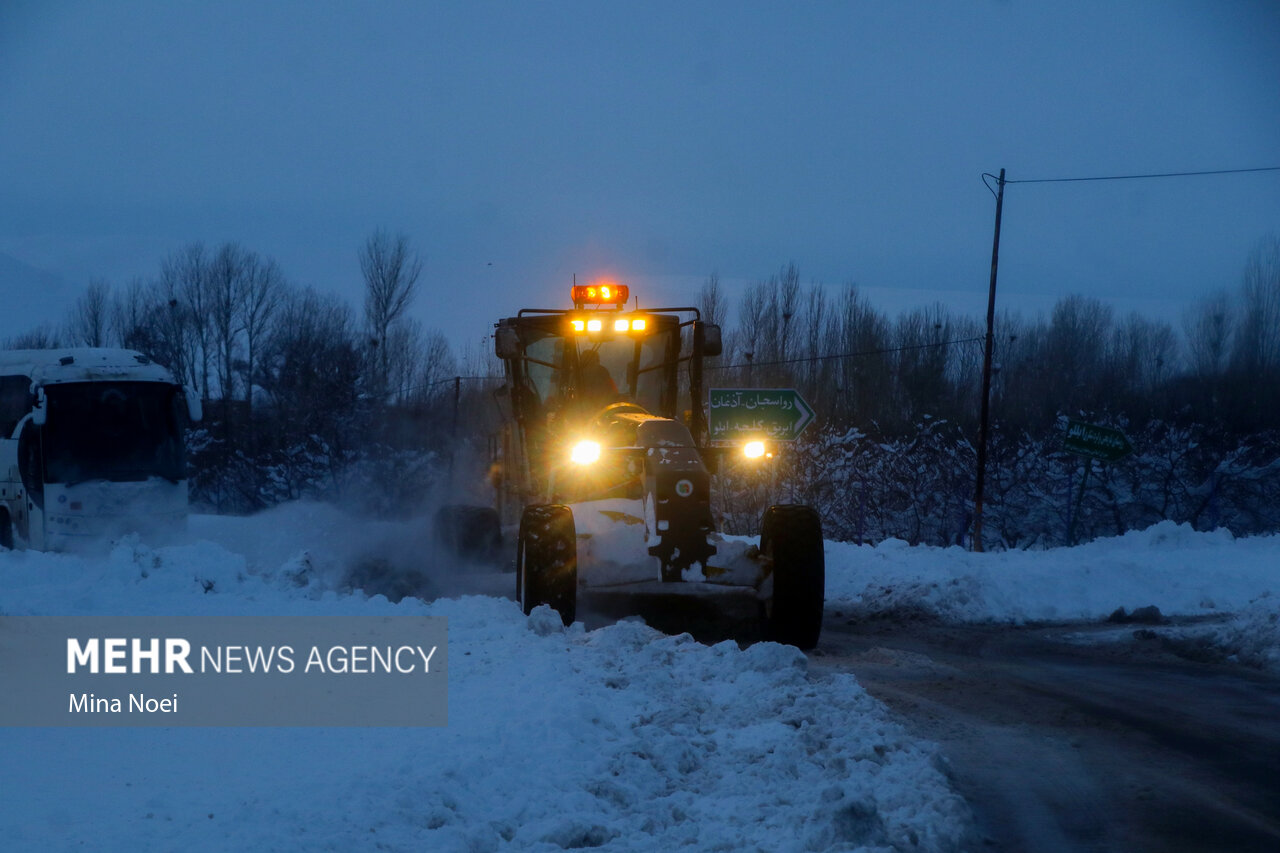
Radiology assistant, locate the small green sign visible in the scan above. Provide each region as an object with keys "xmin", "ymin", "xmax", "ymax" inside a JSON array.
[
  {"xmin": 708, "ymin": 388, "xmax": 815, "ymax": 443},
  {"xmin": 1063, "ymin": 419, "xmax": 1133, "ymax": 462}
]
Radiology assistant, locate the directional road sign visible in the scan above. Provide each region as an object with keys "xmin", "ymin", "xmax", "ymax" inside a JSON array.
[
  {"xmin": 1063, "ymin": 419, "xmax": 1134, "ymax": 462},
  {"xmin": 708, "ymin": 388, "xmax": 815, "ymax": 443}
]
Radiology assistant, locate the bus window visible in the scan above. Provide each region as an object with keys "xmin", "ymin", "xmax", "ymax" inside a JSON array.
[{"xmin": 0, "ymin": 375, "xmax": 32, "ymax": 439}]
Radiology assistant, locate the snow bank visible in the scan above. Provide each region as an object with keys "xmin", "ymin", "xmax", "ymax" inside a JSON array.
[
  {"xmin": 0, "ymin": 515, "xmax": 969, "ymax": 852},
  {"xmin": 1210, "ymin": 592, "xmax": 1280, "ymax": 670},
  {"xmin": 826, "ymin": 521, "xmax": 1278, "ymax": 625},
  {"xmin": 825, "ymin": 520, "xmax": 1280, "ymax": 670}
]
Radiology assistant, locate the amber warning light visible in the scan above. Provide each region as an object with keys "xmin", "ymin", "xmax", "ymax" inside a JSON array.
[
  {"xmin": 572, "ymin": 282, "xmax": 629, "ymax": 306},
  {"xmin": 570, "ymin": 315, "xmax": 648, "ymax": 334}
]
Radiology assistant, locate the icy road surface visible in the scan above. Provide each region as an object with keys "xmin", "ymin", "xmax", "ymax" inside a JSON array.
[{"xmin": 820, "ymin": 616, "xmax": 1280, "ymax": 853}]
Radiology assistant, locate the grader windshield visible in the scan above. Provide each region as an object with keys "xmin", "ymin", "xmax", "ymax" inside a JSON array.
[
  {"xmin": 515, "ymin": 313, "xmax": 680, "ymax": 419},
  {"xmin": 494, "ymin": 285, "xmax": 720, "ymax": 510}
]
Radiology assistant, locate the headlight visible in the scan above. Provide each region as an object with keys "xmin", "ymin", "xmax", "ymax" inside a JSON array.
[
  {"xmin": 743, "ymin": 440, "xmax": 766, "ymax": 459},
  {"xmin": 571, "ymin": 440, "xmax": 602, "ymax": 465}
]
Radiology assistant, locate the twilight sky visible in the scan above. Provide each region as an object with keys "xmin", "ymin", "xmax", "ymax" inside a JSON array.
[{"xmin": 2, "ymin": 0, "xmax": 1278, "ymax": 351}]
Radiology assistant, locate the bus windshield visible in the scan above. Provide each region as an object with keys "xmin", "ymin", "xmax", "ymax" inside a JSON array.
[{"xmin": 42, "ymin": 382, "xmax": 186, "ymax": 485}]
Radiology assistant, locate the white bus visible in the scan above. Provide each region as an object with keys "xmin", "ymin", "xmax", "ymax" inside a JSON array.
[{"xmin": 0, "ymin": 348, "xmax": 202, "ymax": 551}]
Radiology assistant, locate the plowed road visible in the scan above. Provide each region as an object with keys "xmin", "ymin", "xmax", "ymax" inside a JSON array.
[{"xmin": 816, "ymin": 614, "xmax": 1280, "ymax": 852}]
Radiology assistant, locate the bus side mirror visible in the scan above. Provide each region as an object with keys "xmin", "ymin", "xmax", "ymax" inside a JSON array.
[
  {"xmin": 31, "ymin": 387, "xmax": 47, "ymax": 426},
  {"xmin": 495, "ymin": 327, "xmax": 519, "ymax": 360},
  {"xmin": 699, "ymin": 323, "xmax": 723, "ymax": 357},
  {"xmin": 184, "ymin": 386, "xmax": 203, "ymax": 423}
]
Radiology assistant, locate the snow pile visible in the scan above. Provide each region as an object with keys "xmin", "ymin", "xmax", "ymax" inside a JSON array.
[
  {"xmin": 826, "ymin": 521, "xmax": 1277, "ymax": 625},
  {"xmin": 1210, "ymin": 592, "xmax": 1280, "ymax": 670},
  {"xmin": 0, "ymin": 521, "xmax": 969, "ymax": 852},
  {"xmin": 824, "ymin": 520, "xmax": 1280, "ymax": 670}
]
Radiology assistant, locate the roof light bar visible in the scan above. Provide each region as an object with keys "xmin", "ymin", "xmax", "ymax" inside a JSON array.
[{"xmin": 572, "ymin": 282, "xmax": 629, "ymax": 306}]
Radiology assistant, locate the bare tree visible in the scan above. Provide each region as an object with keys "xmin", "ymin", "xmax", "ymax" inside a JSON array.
[
  {"xmin": 151, "ymin": 269, "xmax": 196, "ymax": 390},
  {"xmin": 832, "ymin": 284, "xmax": 890, "ymax": 424},
  {"xmin": 238, "ymin": 254, "xmax": 283, "ymax": 410},
  {"xmin": 416, "ymin": 328, "xmax": 456, "ymax": 403},
  {"xmin": 380, "ymin": 318, "xmax": 458, "ymax": 407},
  {"xmin": 162, "ymin": 243, "xmax": 213, "ymax": 399},
  {"xmin": 66, "ymin": 279, "xmax": 112, "ymax": 347},
  {"xmin": 208, "ymin": 242, "xmax": 250, "ymax": 404},
  {"xmin": 1045, "ymin": 294, "xmax": 1114, "ymax": 413},
  {"xmin": 774, "ymin": 262, "xmax": 801, "ymax": 368},
  {"xmin": 384, "ymin": 319, "xmax": 424, "ymax": 405},
  {"xmin": 944, "ymin": 314, "xmax": 985, "ymax": 423},
  {"xmin": 1232, "ymin": 234, "xmax": 1280, "ymax": 373},
  {"xmin": 111, "ymin": 277, "xmax": 154, "ymax": 351},
  {"xmin": 1109, "ymin": 313, "xmax": 1177, "ymax": 394},
  {"xmin": 802, "ymin": 283, "xmax": 830, "ymax": 394},
  {"xmin": 735, "ymin": 281, "xmax": 768, "ymax": 383},
  {"xmin": 698, "ymin": 272, "xmax": 726, "ymax": 326},
  {"xmin": 1183, "ymin": 290, "xmax": 1234, "ymax": 378},
  {"xmin": 259, "ymin": 287, "xmax": 362, "ymax": 451},
  {"xmin": 3, "ymin": 324, "xmax": 61, "ymax": 349},
  {"xmin": 894, "ymin": 304, "xmax": 951, "ymax": 423},
  {"xmin": 360, "ymin": 229, "xmax": 422, "ymax": 397}
]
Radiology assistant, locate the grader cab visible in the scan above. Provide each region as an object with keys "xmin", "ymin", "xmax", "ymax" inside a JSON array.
[{"xmin": 490, "ymin": 281, "xmax": 825, "ymax": 649}]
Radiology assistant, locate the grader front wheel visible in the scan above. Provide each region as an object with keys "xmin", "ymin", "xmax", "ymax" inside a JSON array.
[{"xmin": 516, "ymin": 504, "xmax": 578, "ymax": 626}]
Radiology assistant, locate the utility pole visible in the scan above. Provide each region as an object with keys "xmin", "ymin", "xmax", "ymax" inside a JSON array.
[
  {"xmin": 449, "ymin": 375, "xmax": 461, "ymax": 486},
  {"xmin": 972, "ymin": 168, "xmax": 1005, "ymax": 552}
]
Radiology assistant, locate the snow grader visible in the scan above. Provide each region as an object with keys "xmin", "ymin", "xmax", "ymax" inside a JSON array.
[{"xmin": 489, "ymin": 281, "xmax": 825, "ymax": 649}]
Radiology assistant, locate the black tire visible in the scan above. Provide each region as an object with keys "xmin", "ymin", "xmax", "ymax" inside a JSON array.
[
  {"xmin": 516, "ymin": 504, "xmax": 577, "ymax": 626},
  {"xmin": 0, "ymin": 510, "xmax": 12, "ymax": 550},
  {"xmin": 435, "ymin": 505, "xmax": 502, "ymax": 560},
  {"xmin": 760, "ymin": 504, "xmax": 825, "ymax": 650}
]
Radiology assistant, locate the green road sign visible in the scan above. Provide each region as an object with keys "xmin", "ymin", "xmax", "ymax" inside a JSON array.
[
  {"xmin": 708, "ymin": 388, "xmax": 815, "ymax": 443},
  {"xmin": 1063, "ymin": 419, "xmax": 1134, "ymax": 462}
]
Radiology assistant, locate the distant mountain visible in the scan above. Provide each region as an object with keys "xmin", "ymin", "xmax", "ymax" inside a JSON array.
[{"xmin": 0, "ymin": 252, "xmax": 76, "ymax": 343}]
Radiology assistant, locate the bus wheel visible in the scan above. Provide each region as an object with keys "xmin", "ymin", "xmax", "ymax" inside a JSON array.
[
  {"xmin": 760, "ymin": 505, "xmax": 825, "ymax": 650},
  {"xmin": 516, "ymin": 505, "xmax": 577, "ymax": 626}
]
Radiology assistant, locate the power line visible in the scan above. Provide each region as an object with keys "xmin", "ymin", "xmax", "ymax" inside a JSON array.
[
  {"xmin": 995, "ymin": 165, "xmax": 1280, "ymax": 185},
  {"xmin": 382, "ymin": 372, "xmax": 497, "ymax": 400},
  {"xmin": 387, "ymin": 334, "xmax": 988, "ymax": 396},
  {"xmin": 706, "ymin": 335, "xmax": 986, "ymax": 373}
]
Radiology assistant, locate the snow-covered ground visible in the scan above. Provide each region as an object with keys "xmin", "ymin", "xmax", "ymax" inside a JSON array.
[
  {"xmin": 2, "ymin": 504, "xmax": 967, "ymax": 852},
  {"xmin": 2, "ymin": 504, "xmax": 1276, "ymax": 851},
  {"xmin": 825, "ymin": 521, "xmax": 1280, "ymax": 670}
]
